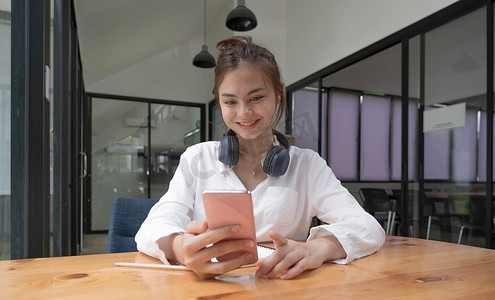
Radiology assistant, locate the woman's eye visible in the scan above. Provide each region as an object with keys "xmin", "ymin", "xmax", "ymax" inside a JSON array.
[
  {"xmin": 223, "ymin": 100, "xmax": 236, "ymax": 105},
  {"xmin": 251, "ymin": 96, "xmax": 263, "ymax": 101}
]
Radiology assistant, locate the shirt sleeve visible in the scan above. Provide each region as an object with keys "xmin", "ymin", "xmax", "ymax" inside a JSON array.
[
  {"xmin": 304, "ymin": 153, "xmax": 386, "ymax": 264},
  {"xmin": 135, "ymin": 147, "xmax": 198, "ymax": 264}
]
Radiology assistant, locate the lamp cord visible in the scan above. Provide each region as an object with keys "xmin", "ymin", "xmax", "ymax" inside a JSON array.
[{"xmin": 203, "ymin": 0, "xmax": 206, "ymax": 44}]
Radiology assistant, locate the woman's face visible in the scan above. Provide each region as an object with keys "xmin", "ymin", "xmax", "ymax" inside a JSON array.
[{"xmin": 218, "ymin": 64, "xmax": 280, "ymax": 141}]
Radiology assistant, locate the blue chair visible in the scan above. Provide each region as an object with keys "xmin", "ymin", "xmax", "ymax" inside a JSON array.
[{"xmin": 106, "ymin": 197, "xmax": 158, "ymax": 253}]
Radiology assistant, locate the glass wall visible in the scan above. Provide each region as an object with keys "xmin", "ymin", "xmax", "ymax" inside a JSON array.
[
  {"xmin": 91, "ymin": 99, "xmax": 149, "ymax": 231},
  {"xmin": 209, "ymin": 101, "xmax": 224, "ymax": 141},
  {"xmin": 149, "ymin": 103, "xmax": 201, "ymax": 199},
  {"xmin": 286, "ymin": 2, "xmax": 495, "ymax": 248},
  {"xmin": 291, "ymin": 84, "xmax": 321, "ymax": 152},
  {"xmin": 90, "ymin": 97, "xmax": 203, "ymax": 231},
  {"xmin": 322, "ymin": 44, "xmax": 402, "ymax": 184},
  {"xmin": 421, "ymin": 7, "xmax": 487, "ymax": 245},
  {"xmin": 0, "ymin": 8, "xmax": 10, "ymax": 260}
]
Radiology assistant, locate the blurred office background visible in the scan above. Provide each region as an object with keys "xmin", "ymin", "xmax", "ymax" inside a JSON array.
[{"xmin": 2, "ymin": 0, "xmax": 494, "ymax": 259}]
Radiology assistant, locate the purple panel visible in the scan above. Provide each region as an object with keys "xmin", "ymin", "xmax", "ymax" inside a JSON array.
[
  {"xmin": 477, "ymin": 111, "xmax": 493, "ymax": 182},
  {"xmin": 292, "ymin": 89, "xmax": 319, "ymax": 152},
  {"xmin": 478, "ymin": 111, "xmax": 486, "ymax": 181},
  {"xmin": 360, "ymin": 95, "xmax": 391, "ymax": 181},
  {"xmin": 424, "ymin": 106, "xmax": 449, "ymax": 180},
  {"xmin": 328, "ymin": 91, "xmax": 359, "ymax": 180},
  {"xmin": 391, "ymin": 99, "xmax": 401, "ymax": 180},
  {"xmin": 391, "ymin": 99, "xmax": 418, "ymax": 181},
  {"xmin": 408, "ymin": 101, "xmax": 418, "ymax": 180},
  {"xmin": 453, "ymin": 109, "xmax": 477, "ymax": 181}
]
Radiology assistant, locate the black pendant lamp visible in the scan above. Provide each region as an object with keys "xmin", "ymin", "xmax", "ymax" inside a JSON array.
[
  {"xmin": 193, "ymin": 0, "xmax": 216, "ymax": 68},
  {"xmin": 226, "ymin": 0, "xmax": 257, "ymax": 31}
]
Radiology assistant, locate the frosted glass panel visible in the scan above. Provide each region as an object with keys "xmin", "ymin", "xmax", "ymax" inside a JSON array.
[
  {"xmin": 360, "ymin": 95, "xmax": 391, "ymax": 180},
  {"xmin": 424, "ymin": 126, "xmax": 450, "ymax": 180},
  {"xmin": 0, "ymin": 11, "xmax": 10, "ymax": 260},
  {"xmin": 391, "ymin": 99, "xmax": 418, "ymax": 181},
  {"xmin": 328, "ymin": 91, "xmax": 359, "ymax": 180},
  {"xmin": 210, "ymin": 103, "xmax": 223, "ymax": 141},
  {"xmin": 391, "ymin": 99, "xmax": 401, "ymax": 180},
  {"xmin": 92, "ymin": 99, "xmax": 149, "ymax": 231},
  {"xmin": 452, "ymin": 109, "xmax": 477, "ymax": 181},
  {"xmin": 478, "ymin": 111, "xmax": 495, "ymax": 182},
  {"xmin": 292, "ymin": 89, "xmax": 319, "ymax": 151}
]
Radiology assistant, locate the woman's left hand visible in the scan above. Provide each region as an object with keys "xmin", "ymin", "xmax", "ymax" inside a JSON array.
[{"xmin": 255, "ymin": 231, "xmax": 346, "ymax": 280}]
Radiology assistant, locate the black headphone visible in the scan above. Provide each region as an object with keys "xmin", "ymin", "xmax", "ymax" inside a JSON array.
[{"xmin": 218, "ymin": 129, "xmax": 290, "ymax": 177}]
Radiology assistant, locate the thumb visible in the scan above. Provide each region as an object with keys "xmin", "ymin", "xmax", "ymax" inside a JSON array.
[
  {"xmin": 269, "ymin": 231, "xmax": 288, "ymax": 248},
  {"xmin": 185, "ymin": 220, "xmax": 209, "ymax": 234}
]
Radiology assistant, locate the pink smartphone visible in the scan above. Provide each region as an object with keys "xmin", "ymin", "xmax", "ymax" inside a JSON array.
[{"xmin": 202, "ymin": 190, "xmax": 258, "ymax": 263}]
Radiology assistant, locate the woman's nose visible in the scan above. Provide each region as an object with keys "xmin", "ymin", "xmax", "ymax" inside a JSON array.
[{"xmin": 239, "ymin": 103, "xmax": 253, "ymax": 115}]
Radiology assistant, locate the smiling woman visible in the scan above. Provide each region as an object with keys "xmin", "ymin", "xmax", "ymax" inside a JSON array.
[{"xmin": 135, "ymin": 36, "xmax": 385, "ymax": 280}]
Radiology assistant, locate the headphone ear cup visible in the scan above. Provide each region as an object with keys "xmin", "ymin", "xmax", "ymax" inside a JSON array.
[
  {"xmin": 218, "ymin": 134, "xmax": 239, "ymax": 166},
  {"xmin": 262, "ymin": 146, "xmax": 290, "ymax": 176}
]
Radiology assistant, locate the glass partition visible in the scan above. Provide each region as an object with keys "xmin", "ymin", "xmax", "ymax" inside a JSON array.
[
  {"xmin": 291, "ymin": 84, "xmax": 321, "ymax": 152},
  {"xmin": 0, "ymin": 9, "xmax": 10, "ymax": 260},
  {"xmin": 149, "ymin": 104, "xmax": 201, "ymax": 199},
  {"xmin": 91, "ymin": 98, "xmax": 149, "ymax": 231},
  {"xmin": 422, "ymin": 7, "xmax": 487, "ymax": 246},
  {"xmin": 90, "ymin": 97, "xmax": 203, "ymax": 231},
  {"xmin": 209, "ymin": 101, "xmax": 224, "ymax": 141}
]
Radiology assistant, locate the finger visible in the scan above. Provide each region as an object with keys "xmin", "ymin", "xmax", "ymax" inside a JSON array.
[
  {"xmin": 269, "ymin": 231, "xmax": 288, "ymax": 248},
  {"xmin": 255, "ymin": 249, "xmax": 284, "ymax": 278},
  {"xmin": 266, "ymin": 251, "xmax": 303, "ymax": 279},
  {"xmin": 255, "ymin": 232, "xmax": 290, "ymax": 278},
  {"xmin": 185, "ymin": 220, "xmax": 209, "ymax": 235},
  {"xmin": 195, "ymin": 252, "xmax": 255, "ymax": 279},
  {"xmin": 280, "ymin": 258, "xmax": 313, "ymax": 280},
  {"xmin": 183, "ymin": 224, "xmax": 242, "ymax": 257},
  {"xmin": 200, "ymin": 238, "xmax": 255, "ymax": 263}
]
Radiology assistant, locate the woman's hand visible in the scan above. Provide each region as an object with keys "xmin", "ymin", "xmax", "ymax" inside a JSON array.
[
  {"xmin": 169, "ymin": 221, "xmax": 255, "ymax": 279},
  {"xmin": 255, "ymin": 231, "xmax": 346, "ymax": 280}
]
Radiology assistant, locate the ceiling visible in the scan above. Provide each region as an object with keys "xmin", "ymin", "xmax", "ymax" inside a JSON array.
[{"xmin": 73, "ymin": 0, "xmax": 231, "ymax": 85}]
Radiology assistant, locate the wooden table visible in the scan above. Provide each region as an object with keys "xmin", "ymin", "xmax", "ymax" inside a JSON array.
[{"xmin": 2, "ymin": 236, "xmax": 495, "ymax": 299}]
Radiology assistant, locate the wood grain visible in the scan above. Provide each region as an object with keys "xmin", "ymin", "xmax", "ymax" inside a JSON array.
[{"xmin": 1, "ymin": 237, "xmax": 494, "ymax": 299}]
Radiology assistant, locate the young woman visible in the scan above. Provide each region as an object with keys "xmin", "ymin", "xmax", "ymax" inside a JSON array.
[{"xmin": 135, "ymin": 36, "xmax": 385, "ymax": 280}]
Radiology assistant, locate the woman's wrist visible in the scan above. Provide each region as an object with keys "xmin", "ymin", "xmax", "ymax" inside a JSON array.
[
  {"xmin": 309, "ymin": 235, "xmax": 346, "ymax": 262},
  {"xmin": 158, "ymin": 233, "xmax": 184, "ymax": 264}
]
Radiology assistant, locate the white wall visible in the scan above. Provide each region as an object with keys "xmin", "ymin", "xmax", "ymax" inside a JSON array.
[
  {"xmin": 284, "ymin": 0, "xmax": 458, "ymax": 85},
  {"xmin": 86, "ymin": 0, "xmax": 459, "ymax": 103},
  {"xmin": 86, "ymin": 2, "xmax": 234, "ymax": 104},
  {"xmin": 0, "ymin": 0, "xmax": 10, "ymax": 12}
]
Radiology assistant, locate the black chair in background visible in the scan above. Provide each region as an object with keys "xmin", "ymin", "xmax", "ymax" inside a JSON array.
[
  {"xmin": 106, "ymin": 197, "xmax": 159, "ymax": 253},
  {"xmin": 359, "ymin": 188, "xmax": 395, "ymax": 235},
  {"xmin": 391, "ymin": 189, "xmax": 414, "ymax": 236},
  {"xmin": 457, "ymin": 196, "xmax": 487, "ymax": 244},
  {"xmin": 392, "ymin": 189, "xmax": 438, "ymax": 239}
]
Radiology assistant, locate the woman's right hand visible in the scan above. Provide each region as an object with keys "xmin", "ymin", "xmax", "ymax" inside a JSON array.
[{"xmin": 170, "ymin": 221, "xmax": 255, "ymax": 279}]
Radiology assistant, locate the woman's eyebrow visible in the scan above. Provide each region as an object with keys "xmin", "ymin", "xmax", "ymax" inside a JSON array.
[
  {"xmin": 220, "ymin": 87, "xmax": 265, "ymax": 98},
  {"xmin": 220, "ymin": 93, "xmax": 237, "ymax": 98},
  {"xmin": 247, "ymin": 87, "xmax": 265, "ymax": 95}
]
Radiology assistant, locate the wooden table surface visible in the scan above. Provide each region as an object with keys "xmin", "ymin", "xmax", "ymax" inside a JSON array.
[{"xmin": 2, "ymin": 236, "xmax": 495, "ymax": 299}]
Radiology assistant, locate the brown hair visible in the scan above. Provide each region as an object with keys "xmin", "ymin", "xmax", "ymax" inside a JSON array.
[{"xmin": 213, "ymin": 36, "xmax": 286, "ymax": 126}]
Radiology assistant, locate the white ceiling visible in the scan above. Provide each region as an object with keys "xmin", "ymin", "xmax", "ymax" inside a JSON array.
[{"xmin": 73, "ymin": 0, "xmax": 231, "ymax": 85}]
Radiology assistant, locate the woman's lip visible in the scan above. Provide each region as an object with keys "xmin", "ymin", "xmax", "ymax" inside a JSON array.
[{"xmin": 236, "ymin": 119, "xmax": 259, "ymax": 129}]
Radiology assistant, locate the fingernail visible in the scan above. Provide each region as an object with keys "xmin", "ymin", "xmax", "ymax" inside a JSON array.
[
  {"xmin": 231, "ymin": 225, "xmax": 240, "ymax": 232},
  {"xmin": 245, "ymin": 240, "xmax": 254, "ymax": 247}
]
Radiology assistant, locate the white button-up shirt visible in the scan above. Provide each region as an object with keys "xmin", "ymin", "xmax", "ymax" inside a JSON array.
[{"xmin": 135, "ymin": 141, "xmax": 385, "ymax": 265}]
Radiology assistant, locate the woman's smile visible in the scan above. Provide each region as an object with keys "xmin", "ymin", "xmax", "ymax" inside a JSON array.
[{"xmin": 236, "ymin": 119, "xmax": 260, "ymax": 129}]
